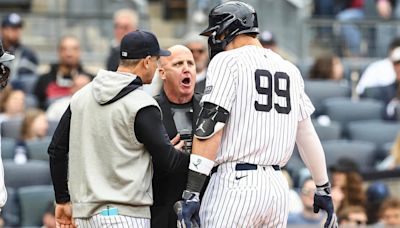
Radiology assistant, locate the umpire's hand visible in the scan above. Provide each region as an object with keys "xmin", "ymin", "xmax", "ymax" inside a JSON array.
[
  {"xmin": 313, "ymin": 183, "xmax": 338, "ymax": 228},
  {"xmin": 174, "ymin": 190, "xmax": 200, "ymax": 228}
]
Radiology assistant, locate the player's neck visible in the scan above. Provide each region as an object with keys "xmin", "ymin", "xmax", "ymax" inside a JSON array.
[{"xmin": 227, "ymin": 35, "xmax": 263, "ymax": 50}]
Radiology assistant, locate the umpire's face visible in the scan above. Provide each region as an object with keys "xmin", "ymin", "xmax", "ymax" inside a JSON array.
[{"xmin": 159, "ymin": 45, "xmax": 196, "ymax": 98}]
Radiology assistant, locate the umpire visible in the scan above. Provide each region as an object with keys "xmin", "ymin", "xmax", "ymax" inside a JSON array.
[{"xmin": 48, "ymin": 30, "xmax": 189, "ymax": 227}]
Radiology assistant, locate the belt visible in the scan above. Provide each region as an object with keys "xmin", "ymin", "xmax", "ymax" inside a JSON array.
[{"xmin": 211, "ymin": 163, "xmax": 280, "ymax": 175}]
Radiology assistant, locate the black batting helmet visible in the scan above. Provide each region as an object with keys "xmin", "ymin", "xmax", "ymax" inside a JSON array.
[
  {"xmin": 200, "ymin": 1, "xmax": 259, "ymax": 59},
  {"xmin": 0, "ymin": 41, "xmax": 14, "ymax": 63}
]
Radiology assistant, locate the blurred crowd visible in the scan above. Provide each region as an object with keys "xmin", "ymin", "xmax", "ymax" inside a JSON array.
[{"xmin": 0, "ymin": 0, "xmax": 400, "ymax": 227}]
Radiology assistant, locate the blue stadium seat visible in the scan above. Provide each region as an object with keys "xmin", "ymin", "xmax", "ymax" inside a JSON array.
[
  {"xmin": 304, "ymin": 80, "xmax": 351, "ymax": 116},
  {"xmin": 3, "ymin": 160, "xmax": 52, "ymax": 189},
  {"xmin": 18, "ymin": 185, "xmax": 54, "ymax": 227},
  {"xmin": 312, "ymin": 120, "xmax": 342, "ymax": 141},
  {"xmin": 322, "ymin": 140, "xmax": 377, "ymax": 172},
  {"xmin": 26, "ymin": 137, "xmax": 52, "ymax": 161},
  {"xmin": 2, "ymin": 187, "xmax": 20, "ymax": 227},
  {"xmin": 1, "ymin": 118, "xmax": 23, "ymax": 140},
  {"xmin": 348, "ymin": 120, "xmax": 400, "ymax": 160},
  {"xmin": 1, "ymin": 137, "xmax": 16, "ymax": 160}
]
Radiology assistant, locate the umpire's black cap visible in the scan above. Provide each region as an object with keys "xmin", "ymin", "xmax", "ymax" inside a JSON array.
[
  {"xmin": 0, "ymin": 41, "xmax": 15, "ymax": 63},
  {"xmin": 120, "ymin": 30, "xmax": 170, "ymax": 59}
]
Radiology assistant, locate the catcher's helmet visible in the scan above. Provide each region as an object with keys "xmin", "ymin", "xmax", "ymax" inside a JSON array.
[
  {"xmin": 0, "ymin": 41, "xmax": 14, "ymax": 63},
  {"xmin": 200, "ymin": 1, "xmax": 259, "ymax": 59}
]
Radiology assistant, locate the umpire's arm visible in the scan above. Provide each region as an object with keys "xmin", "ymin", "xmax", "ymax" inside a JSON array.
[{"xmin": 48, "ymin": 106, "xmax": 71, "ymax": 204}]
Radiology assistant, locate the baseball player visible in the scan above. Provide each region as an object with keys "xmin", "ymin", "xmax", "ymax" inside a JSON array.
[
  {"xmin": 174, "ymin": 1, "xmax": 338, "ymax": 228},
  {"xmin": 0, "ymin": 40, "xmax": 15, "ymax": 212}
]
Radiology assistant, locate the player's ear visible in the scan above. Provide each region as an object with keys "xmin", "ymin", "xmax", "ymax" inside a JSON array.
[{"xmin": 143, "ymin": 56, "xmax": 151, "ymax": 69}]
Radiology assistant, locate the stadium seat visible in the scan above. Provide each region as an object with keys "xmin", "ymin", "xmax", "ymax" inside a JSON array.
[
  {"xmin": 382, "ymin": 142, "xmax": 394, "ymax": 157},
  {"xmin": 26, "ymin": 137, "xmax": 52, "ymax": 161},
  {"xmin": 18, "ymin": 185, "xmax": 54, "ymax": 227},
  {"xmin": 322, "ymin": 140, "xmax": 377, "ymax": 172},
  {"xmin": 25, "ymin": 94, "xmax": 38, "ymax": 109},
  {"xmin": 312, "ymin": 120, "xmax": 342, "ymax": 141},
  {"xmin": 323, "ymin": 98, "xmax": 384, "ymax": 137},
  {"xmin": 2, "ymin": 187, "xmax": 21, "ymax": 227},
  {"xmin": 1, "ymin": 137, "xmax": 16, "ymax": 160},
  {"xmin": 348, "ymin": 120, "xmax": 400, "ymax": 159},
  {"xmin": 3, "ymin": 160, "xmax": 52, "ymax": 188},
  {"xmin": 1, "ymin": 118, "xmax": 23, "ymax": 140},
  {"xmin": 304, "ymin": 80, "xmax": 351, "ymax": 116}
]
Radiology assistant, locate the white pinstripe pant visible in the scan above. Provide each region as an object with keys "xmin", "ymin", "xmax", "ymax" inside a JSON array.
[
  {"xmin": 75, "ymin": 214, "xmax": 150, "ymax": 228},
  {"xmin": 200, "ymin": 163, "xmax": 289, "ymax": 228}
]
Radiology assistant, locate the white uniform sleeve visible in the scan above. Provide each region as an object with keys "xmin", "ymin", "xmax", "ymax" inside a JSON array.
[
  {"xmin": 296, "ymin": 117, "xmax": 329, "ymax": 186},
  {"xmin": 0, "ymin": 139, "xmax": 7, "ymax": 209},
  {"xmin": 298, "ymin": 76, "xmax": 315, "ymax": 121},
  {"xmin": 201, "ymin": 53, "xmax": 237, "ymax": 111}
]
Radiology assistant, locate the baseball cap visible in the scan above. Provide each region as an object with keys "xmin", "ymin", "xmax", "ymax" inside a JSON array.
[
  {"xmin": 0, "ymin": 41, "xmax": 15, "ymax": 63},
  {"xmin": 1, "ymin": 13, "xmax": 23, "ymax": 28},
  {"xmin": 367, "ymin": 182, "xmax": 390, "ymax": 202},
  {"xmin": 120, "ymin": 30, "xmax": 170, "ymax": 59},
  {"xmin": 390, "ymin": 47, "xmax": 400, "ymax": 63},
  {"xmin": 259, "ymin": 30, "xmax": 276, "ymax": 45}
]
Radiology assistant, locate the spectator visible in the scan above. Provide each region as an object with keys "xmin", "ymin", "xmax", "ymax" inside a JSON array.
[
  {"xmin": 259, "ymin": 30, "xmax": 277, "ymax": 51},
  {"xmin": 184, "ymin": 33, "xmax": 208, "ymax": 94},
  {"xmin": 13, "ymin": 108, "xmax": 48, "ymax": 164},
  {"xmin": 379, "ymin": 197, "xmax": 400, "ymax": 227},
  {"xmin": 33, "ymin": 35, "xmax": 93, "ymax": 110},
  {"xmin": 384, "ymin": 47, "xmax": 400, "ymax": 119},
  {"xmin": 332, "ymin": 185, "xmax": 346, "ymax": 212},
  {"xmin": 0, "ymin": 86, "xmax": 25, "ymax": 123},
  {"xmin": 376, "ymin": 0, "xmax": 400, "ymax": 19},
  {"xmin": 336, "ymin": 0, "xmax": 365, "ymax": 56},
  {"xmin": 41, "ymin": 202, "xmax": 55, "ymax": 228},
  {"xmin": 366, "ymin": 182, "xmax": 391, "ymax": 225},
  {"xmin": 375, "ymin": 0, "xmax": 400, "ymax": 57},
  {"xmin": 0, "ymin": 13, "xmax": 38, "ymax": 78},
  {"xmin": 287, "ymin": 177, "xmax": 324, "ymax": 225},
  {"xmin": 338, "ymin": 205, "xmax": 368, "ymax": 227},
  {"xmin": 356, "ymin": 37, "xmax": 400, "ymax": 96},
  {"xmin": 46, "ymin": 74, "xmax": 91, "ymax": 121},
  {"xmin": 106, "ymin": 9, "xmax": 138, "ymax": 71},
  {"xmin": 376, "ymin": 133, "xmax": 400, "ymax": 170},
  {"xmin": 309, "ymin": 54, "xmax": 344, "ymax": 80},
  {"xmin": 151, "ymin": 45, "xmax": 202, "ymax": 228},
  {"xmin": 330, "ymin": 158, "xmax": 366, "ymax": 213},
  {"xmin": 282, "ymin": 169, "xmax": 303, "ymax": 214},
  {"xmin": 312, "ymin": 0, "xmax": 365, "ymax": 56},
  {"xmin": 258, "ymin": 30, "xmax": 296, "ymax": 62}
]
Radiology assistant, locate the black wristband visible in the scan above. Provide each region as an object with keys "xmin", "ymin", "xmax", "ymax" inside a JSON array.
[
  {"xmin": 316, "ymin": 182, "xmax": 330, "ymax": 188},
  {"xmin": 187, "ymin": 169, "xmax": 207, "ymax": 193}
]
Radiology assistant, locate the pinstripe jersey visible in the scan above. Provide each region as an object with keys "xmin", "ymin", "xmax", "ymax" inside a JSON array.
[{"xmin": 201, "ymin": 45, "xmax": 314, "ymax": 167}]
